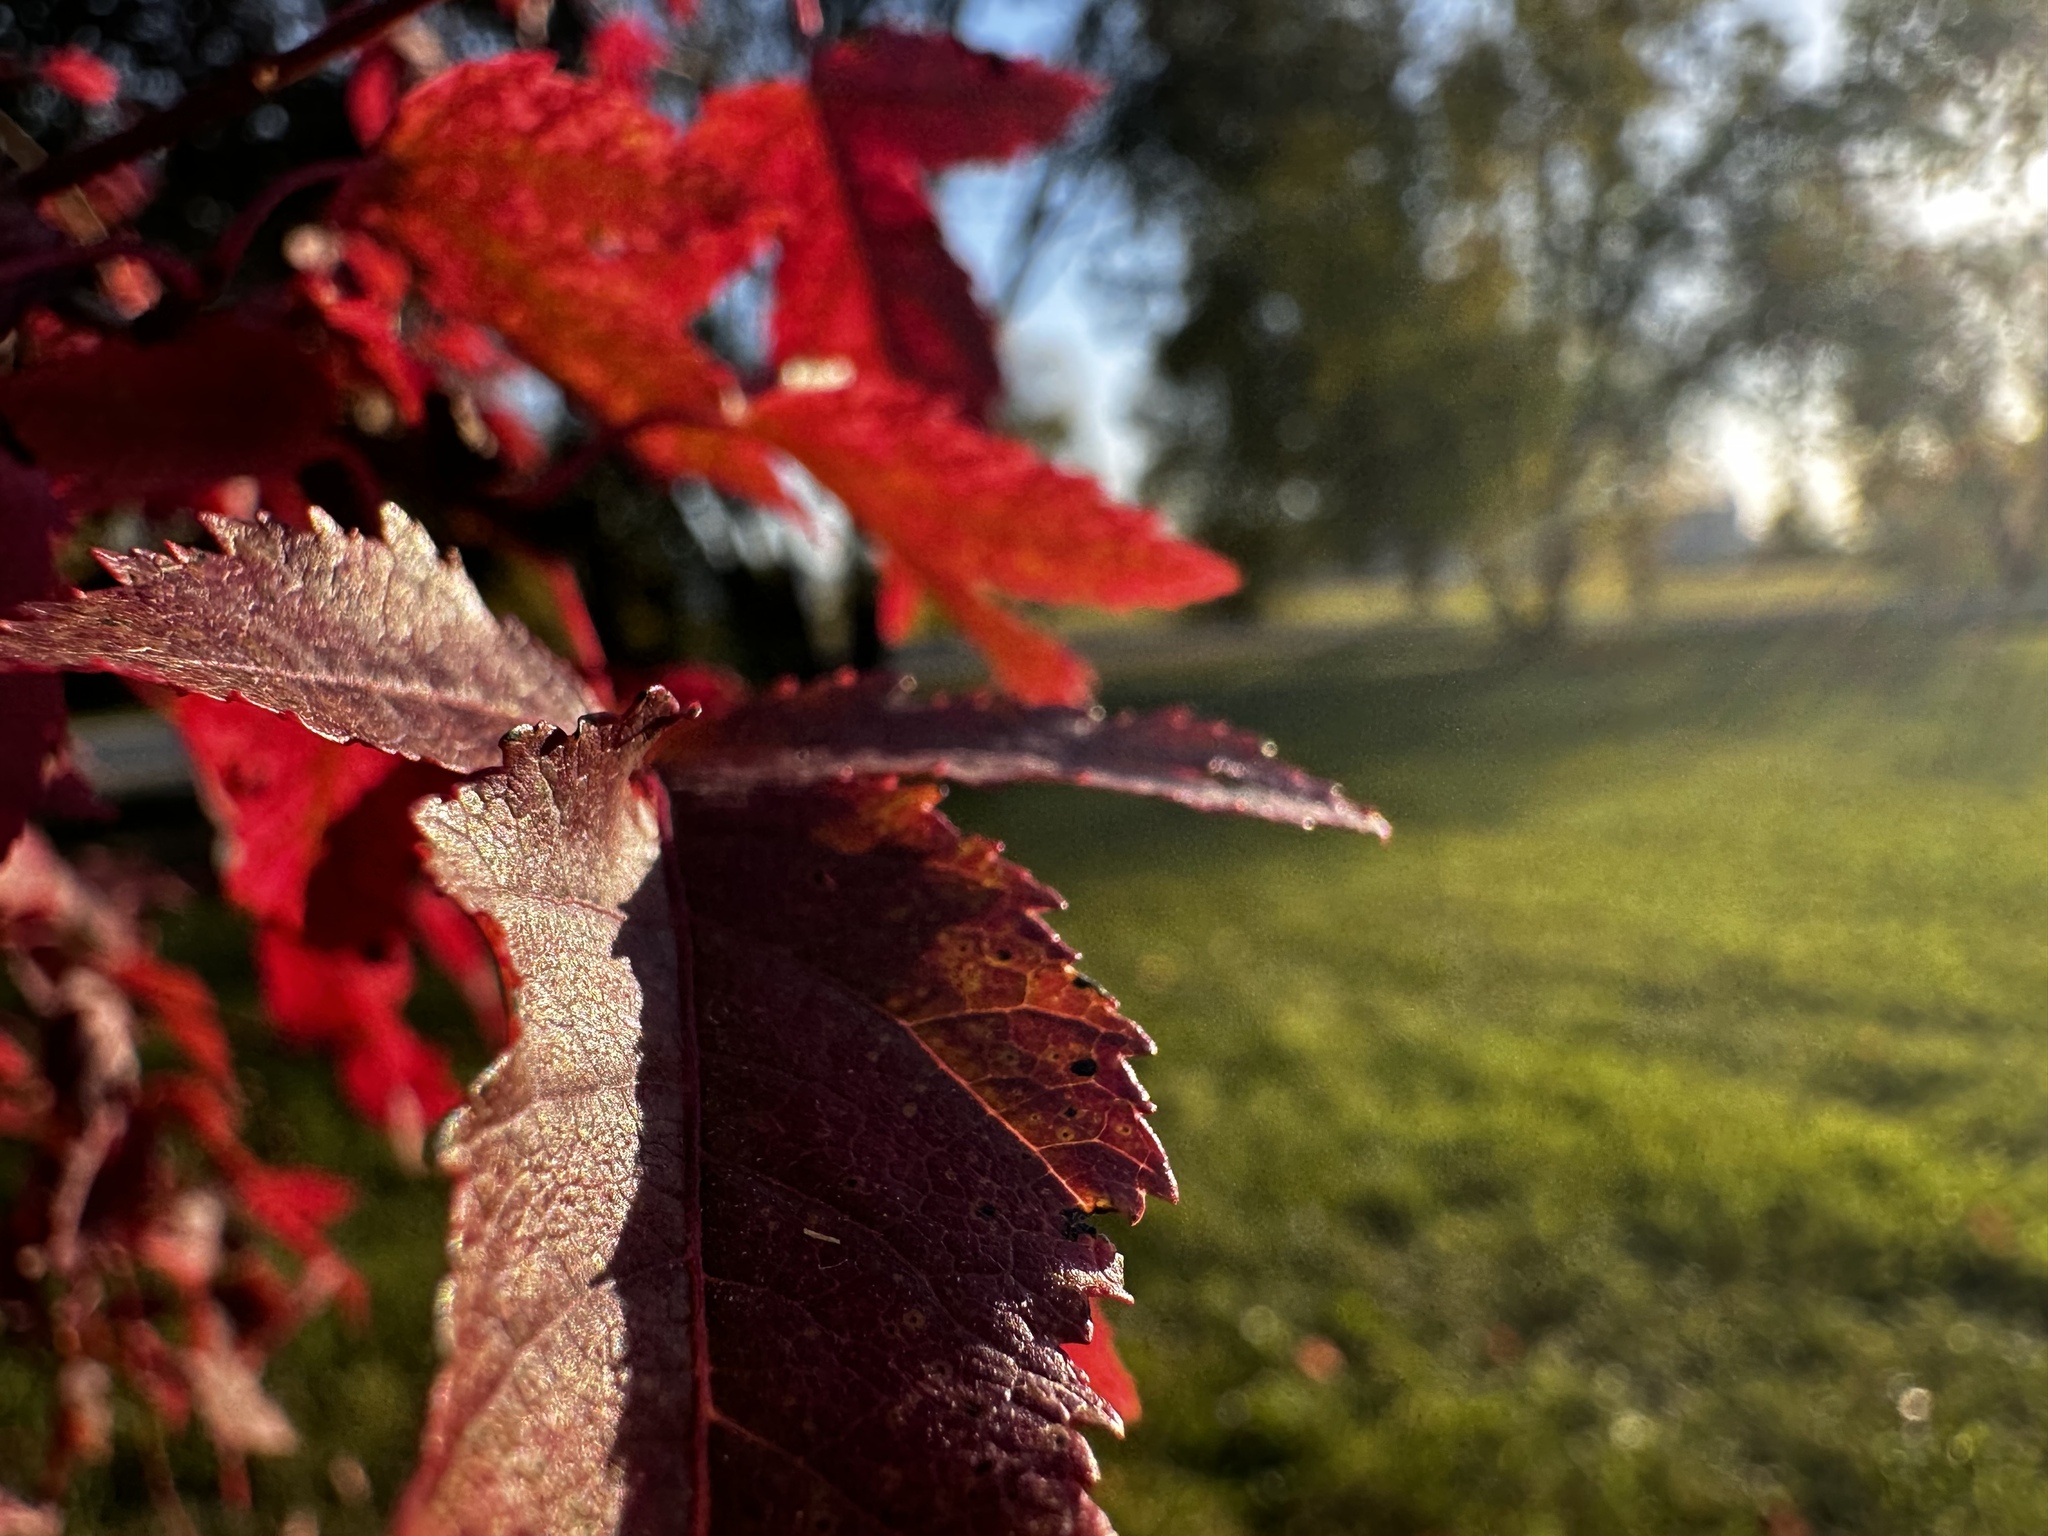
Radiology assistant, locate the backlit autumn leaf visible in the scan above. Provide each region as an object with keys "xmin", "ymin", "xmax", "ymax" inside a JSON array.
[
  {"xmin": 345, "ymin": 53, "xmax": 1237, "ymax": 705},
  {"xmin": 0, "ymin": 505, "xmax": 597, "ymax": 773},
  {"xmin": 404, "ymin": 692, "xmax": 1125, "ymax": 1535}
]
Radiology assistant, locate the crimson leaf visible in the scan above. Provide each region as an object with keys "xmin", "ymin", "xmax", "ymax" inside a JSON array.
[
  {"xmin": 665, "ymin": 774, "xmax": 1171, "ymax": 1219},
  {"xmin": 0, "ymin": 311, "xmax": 340, "ymax": 515},
  {"xmin": 345, "ymin": 57, "xmax": 1237, "ymax": 706},
  {"xmin": 176, "ymin": 695, "xmax": 412, "ymax": 933},
  {"xmin": 0, "ymin": 505, "xmax": 598, "ymax": 773},
  {"xmin": 772, "ymin": 30, "xmax": 1102, "ymax": 421},
  {"xmin": 660, "ymin": 671, "xmax": 1389, "ymax": 836},
  {"xmin": 402, "ymin": 691, "xmax": 1123, "ymax": 1536},
  {"xmin": 175, "ymin": 696, "xmax": 486, "ymax": 1139},
  {"xmin": 741, "ymin": 381, "xmax": 1237, "ymax": 705}
]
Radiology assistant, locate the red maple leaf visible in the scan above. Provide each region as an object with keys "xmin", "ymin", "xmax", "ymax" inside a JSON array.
[
  {"xmin": 344, "ymin": 54, "xmax": 1236, "ymax": 705},
  {"xmin": 176, "ymin": 696, "xmax": 473, "ymax": 1139},
  {"xmin": 697, "ymin": 31, "xmax": 1096, "ymax": 421},
  {"xmin": 344, "ymin": 53, "xmax": 787, "ymax": 496},
  {"xmin": 789, "ymin": 29, "xmax": 1103, "ymax": 421},
  {"xmin": 177, "ymin": 696, "xmax": 405, "ymax": 932},
  {"xmin": 747, "ymin": 379, "xmax": 1237, "ymax": 701}
]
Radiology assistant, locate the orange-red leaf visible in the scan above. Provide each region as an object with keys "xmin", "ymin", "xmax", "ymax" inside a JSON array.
[
  {"xmin": 349, "ymin": 54, "xmax": 788, "ymax": 502},
  {"xmin": 0, "ymin": 311, "xmax": 339, "ymax": 514},
  {"xmin": 347, "ymin": 56, "xmax": 1237, "ymax": 701},
  {"xmin": 750, "ymin": 380, "xmax": 1238, "ymax": 702}
]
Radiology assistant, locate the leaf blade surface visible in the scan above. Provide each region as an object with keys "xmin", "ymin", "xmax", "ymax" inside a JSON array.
[
  {"xmin": 0, "ymin": 505, "xmax": 597, "ymax": 773},
  {"xmin": 405, "ymin": 692, "xmax": 1124, "ymax": 1536},
  {"xmin": 661, "ymin": 671, "xmax": 1389, "ymax": 836}
]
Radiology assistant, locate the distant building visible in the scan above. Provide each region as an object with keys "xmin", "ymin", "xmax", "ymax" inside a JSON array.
[{"xmin": 1662, "ymin": 497, "xmax": 1752, "ymax": 566}]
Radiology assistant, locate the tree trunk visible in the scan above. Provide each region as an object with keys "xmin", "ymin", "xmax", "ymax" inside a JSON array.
[
  {"xmin": 1476, "ymin": 515, "xmax": 1579, "ymax": 647},
  {"xmin": 1990, "ymin": 438, "xmax": 2048, "ymax": 596}
]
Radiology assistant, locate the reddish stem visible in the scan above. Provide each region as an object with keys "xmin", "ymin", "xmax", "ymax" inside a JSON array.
[{"xmin": 11, "ymin": 0, "xmax": 442, "ymax": 203}]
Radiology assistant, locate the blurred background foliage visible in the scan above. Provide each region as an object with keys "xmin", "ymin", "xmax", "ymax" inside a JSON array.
[
  {"xmin": 1101, "ymin": 0, "xmax": 2048, "ymax": 628},
  {"xmin": 13, "ymin": 0, "xmax": 2048, "ymax": 654},
  {"xmin": 7, "ymin": 0, "xmax": 2048, "ymax": 1531}
]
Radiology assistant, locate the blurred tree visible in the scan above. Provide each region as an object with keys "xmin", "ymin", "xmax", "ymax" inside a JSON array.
[
  {"xmin": 1101, "ymin": 0, "xmax": 2048, "ymax": 628},
  {"xmin": 1701, "ymin": 0, "xmax": 2048, "ymax": 595}
]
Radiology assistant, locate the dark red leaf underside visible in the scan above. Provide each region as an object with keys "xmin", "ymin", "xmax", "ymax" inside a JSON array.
[
  {"xmin": 660, "ymin": 671, "xmax": 1390, "ymax": 837},
  {"xmin": 0, "ymin": 505, "xmax": 597, "ymax": 773},
  {"xmin": 403, "ymin": 692, "xmax": 1121, "ymax": 1536},
  {"xmin": 667, "ymin": 775, "xmax": 1172, "ymax": 1218},
  {"xmin": 0, "ymin": 311, "xmax": 339, "ymax": 512}
]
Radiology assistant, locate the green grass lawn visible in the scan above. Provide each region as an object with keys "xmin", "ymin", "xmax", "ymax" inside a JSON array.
[
  {"xmin": 953, "ymin": 609, "xmax": 2048, "ymax": 1536},
  {"xmin": 12, "ymin": 606, "xmax": 2047, "ymax": 1534}
]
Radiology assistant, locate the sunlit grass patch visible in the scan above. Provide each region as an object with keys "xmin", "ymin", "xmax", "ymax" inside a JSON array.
[{"xmin": 962, "ymin": 610, "xmax": 2048, "ymax": 1536}]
